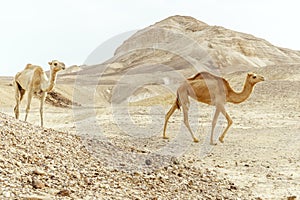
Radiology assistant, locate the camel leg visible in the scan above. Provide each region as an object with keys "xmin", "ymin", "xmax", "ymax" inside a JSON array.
[
  {"xmin": 182, "ymin": 104, "xmax": 199, "ymax": 143},
  {"xmin": 163, "ymin": 102, "xmax": 177, "ymax": 139},
  {"xmin": 40, "ymin": 92, "xmax": 46, "ymax": 127},
  {"xmin": 218, "ymin": 106, "xmax": 233, "ymax": 143},
  {"xmin": 14, "ymin": 83, "xmax": 25, "ymax": 119},
  {"xmin": 210, "ymin": 107, "xmax": 220, "ymax": 145},
  {"xmin": 25, "ymin": 90, "xmax": 33, "ymax": 122},
  {"xmin": 20, "ymin": 89, "xmax": 25, "ymax": 101},
  {"xmin": 14, "ymin": 85, "xmax": 21, "ymax": 119}
]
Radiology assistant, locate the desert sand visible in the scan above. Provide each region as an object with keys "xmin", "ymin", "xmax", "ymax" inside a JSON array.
[{"xmin": 0, "ymin": 63, "xmax": 299, "ymax": 199}]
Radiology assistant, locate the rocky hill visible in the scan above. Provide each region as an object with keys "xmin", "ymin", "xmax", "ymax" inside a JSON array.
[
  {"xmin": 70, "ymin": 15, "xmax": 300, "ymax": 104},
  {"xmin": 0, "ymin": 112, "xmax": 251, "ymax": 199},
  {"xmin": 108, "ymin": 15, "xmax": 300, "ymax": 74}
]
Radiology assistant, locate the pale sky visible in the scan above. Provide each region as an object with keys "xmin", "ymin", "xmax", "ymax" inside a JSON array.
[{"xmin": 1, "ymin": 0, "xmax": 300, "ymax": 76}]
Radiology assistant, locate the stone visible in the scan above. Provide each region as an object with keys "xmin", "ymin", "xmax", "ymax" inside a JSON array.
[
  {"xmin": 2, "ymin": 191, "xmax": 11, "ymax": 198},
  {"xmin": 56, "ymin": 189, "xmax": 71, "ymax": 197},
  {"xmin": 21, "ymin": 195, "xmax": 52, "ymax": 200},
  {"xmin": 33, "ymin": 169, "xmax": 46, "ymax": 176},
  {"xmin": 32, "ymin": 178, "xmax": 45, "ymax": 189}
]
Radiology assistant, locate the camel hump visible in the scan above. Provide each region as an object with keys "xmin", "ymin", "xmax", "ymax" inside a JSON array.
[
  {"xmin": 24, "ymin": 64, "xmax": 43, "ymax": 71},
  {"xmin": 33, "ymin": 66, "xmax": 44, "ymax": 77},
  {"xmin": 14, "ymin": 71, "xmax": 21, "ymax": 78},
  {"xmin": 25, "ymin": 63, "xmax": 33, "ymax": 69},
  {"xmin": 187, "ymin": 71, "xmax": 221, "ymax": 81}
]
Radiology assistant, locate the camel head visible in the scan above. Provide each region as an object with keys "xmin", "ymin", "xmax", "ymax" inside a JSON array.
[
  {"xmin": 247, "ymin": 72, "xmax": 264, "ymax": 85},
  {"xmin": 48, "ymin": 60, "xmax": 65, "ymax": 72}
]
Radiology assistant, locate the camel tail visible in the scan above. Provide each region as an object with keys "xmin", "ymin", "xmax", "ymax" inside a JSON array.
[
  {"xmin": 16, "ymin": 81, "xmax": 22, "ymax": 92},
  {"xmin": 14, "ymin": 73, "xmax": 22, "ymax": 93}
]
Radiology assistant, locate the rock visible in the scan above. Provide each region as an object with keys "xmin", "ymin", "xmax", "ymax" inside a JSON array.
[
  {"xmin": 84, "ymin": 177, "xmax": 93, "ymax": 185},
  {"xmin": 171, "ymin": 157, "xmax": 180, "ymax": 165},
  {"xmin": 287, "ymin": 196, "xmax": 297, "ymax": 200},
  {"xmin": 2, "ymin": 191, "xmax": 11, "ymax": 198},
  {"xmin": 33, "ymin": 169, "xmax": 46, "ymax": 176},
  {"xmin": 145, "ymin": 159, "xmax": 152, "ymax": 165},
  {"xmin": 71, "ymin": 171, "xmax": 81, "ymax": 179},
  {"xmin": 56, "ymin": 189, "xmax": 71, "ymax": 197},
  {"xmin": 21, "ymin": 195, "xmax": 52, "ymax": 200},
  {"xmin": 32, "ymin": 178, "xmax": 45, "ymax": 189}
]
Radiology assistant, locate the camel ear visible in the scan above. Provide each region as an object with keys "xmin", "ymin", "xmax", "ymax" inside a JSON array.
[
  {"xmin": 48, "ymin": 61, "xmax": 52, "ymax": 65},
  {"xmin": 248, "ymin": 72, "xmax": 254, "ymax": 76}
]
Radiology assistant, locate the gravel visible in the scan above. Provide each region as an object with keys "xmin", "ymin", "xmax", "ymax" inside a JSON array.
[{"xmin": 0, "ymin": 112, "xmax": 251, "ymax": 199}]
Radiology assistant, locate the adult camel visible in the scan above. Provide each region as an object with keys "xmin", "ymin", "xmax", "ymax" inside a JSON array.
[
  {"xmin": 14, "ymin": 60, "xmax": 65, "ymax": 127},
  {"xmin": 163, "ymin": 72, "xmax": 264, "ymax": 145}
]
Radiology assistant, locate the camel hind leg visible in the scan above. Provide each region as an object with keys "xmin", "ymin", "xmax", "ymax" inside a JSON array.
[
  {"xmin": 178, "ymin": 88, "xmax": 199, "ymax": 143},
  {"xmin": 163, "ymin": 102, "xmax": 178, "ymax": 139},
  {"xmin": 14, "ymin": 81, "xmax": 25, "ymax": 119}
]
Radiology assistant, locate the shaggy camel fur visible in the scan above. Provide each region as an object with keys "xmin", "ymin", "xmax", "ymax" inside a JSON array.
[
  {"xmin": 14, "ymin": 60, "xmax": 65, "ymax": 127},
  {"xmin": 163, "ymin": 72, "xmax": 264, "ymax": 145}
]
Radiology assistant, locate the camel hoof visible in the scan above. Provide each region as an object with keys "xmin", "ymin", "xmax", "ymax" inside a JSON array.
[
  {"xmin": 210, "ymin": 141, "xmax": 217, "ymax": 146},
  {"xmin": 193, "ymin": 138, "xmax": 199, "ymax": 143},
  {"xmin": 163, "ymin": 136, "xmax": 169, "ymax": 140},
  {"xmin": 219, "ymin": 138, "xmax": 224, "ymax": 143}
]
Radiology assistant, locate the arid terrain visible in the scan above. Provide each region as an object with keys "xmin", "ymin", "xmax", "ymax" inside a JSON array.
[{"xmin": 0, "ymin": 15, "xmax": 300, "ymax": 199}]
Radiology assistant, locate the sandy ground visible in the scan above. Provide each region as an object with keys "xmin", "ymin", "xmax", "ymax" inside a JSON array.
[{"xmin": 0, "ymin": 65, "xmax": 299, "ymax": 199}]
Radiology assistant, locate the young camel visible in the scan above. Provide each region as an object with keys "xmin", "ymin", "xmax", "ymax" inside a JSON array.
[
  {"xmin": 14, "ymin": 60, "xmax": 65, "ymax": 127},
  {"xmin": 163, "ymin": 72, "xmax": 264, "ymax": 145}
]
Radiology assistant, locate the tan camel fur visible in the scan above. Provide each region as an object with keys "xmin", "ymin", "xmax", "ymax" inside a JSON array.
[
  {"xmin": 163, "ymin": 72, "xmax": 264, "ymax": 145},
  {"xmin": 14, "ymin": 60, "xmax": 65, "ymax": 127}
]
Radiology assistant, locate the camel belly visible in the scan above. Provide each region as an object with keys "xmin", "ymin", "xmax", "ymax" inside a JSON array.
[{"xmin": 196, "ymin": 96, "xmax": 213, "ymax": 105}]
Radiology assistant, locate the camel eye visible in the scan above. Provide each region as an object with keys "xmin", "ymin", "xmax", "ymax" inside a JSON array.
[
  {"xmin": 54, "ymin": 63, "xmax": 57, "ymax": 66},
  {"xmin": 253, "ymin": 75, "xmax": 256, "ymax": 79}
]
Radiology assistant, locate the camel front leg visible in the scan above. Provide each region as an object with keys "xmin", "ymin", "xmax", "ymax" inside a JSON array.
[
  {"xmin": 218, "ymin": 106, "xmax": 233, "ymax": 143},
  {"xmin": 182, "ymin": 104, "xmax": 199, "ymax": 143},
  {"xmin": 40, "ymin": 92, "xmax": 47, "ymax": 127},
  {"xmin": 14, "ymin": 105, "xmax": 20, "ymax": 119},
  {"xmin": 163, "ymin": 102, "xmax": 177, "ymax": 139},
  {"xmin": 14, "ymin": 86, "xmax": 20, "ymax": 119},
  {"xmin": 210, "ymin": 107, "xmax": 220, "ymax": 145},
  {"xmin": 25, "ymin": 90, "xmax": 33, "ymax": 122}
]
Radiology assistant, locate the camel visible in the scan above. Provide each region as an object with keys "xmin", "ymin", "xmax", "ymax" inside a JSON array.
[
  {"xmin": 163, "ymin": 71, "xmax": 264, "ymax": 145},
  {"xmin": 13, "ymin": 60, "xmax": 65, "ymax": 127}
]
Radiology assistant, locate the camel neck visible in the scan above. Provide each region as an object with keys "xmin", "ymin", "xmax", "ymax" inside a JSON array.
[
  {"xmin": 44, "ymin": 70, "xmax": 58, "ymax": 92},
  {"xmin": 227, "ymin": 78, "xmax": 254, "ymax": 104}
]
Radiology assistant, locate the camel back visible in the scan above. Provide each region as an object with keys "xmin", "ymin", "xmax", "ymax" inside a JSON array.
[
  {"xmin": 187, "ymin": 72, "xmax": 222, "ymax": 81},
  {"xmin": 187, "ymin": 72, "xmax": 232, "ymax": 93}
]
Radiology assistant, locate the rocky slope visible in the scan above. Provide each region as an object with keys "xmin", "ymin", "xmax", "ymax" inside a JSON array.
[
  {"xmin": 109, "ymin": 15, "xmax": 300, "ymax": 74},
  {"xmin": 71, "ymin": 15, "xmax": 300, "ymax": 104},
  {"xmin": 0, "ymin": 112, "xmax": 251, "ymax": 199}
]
